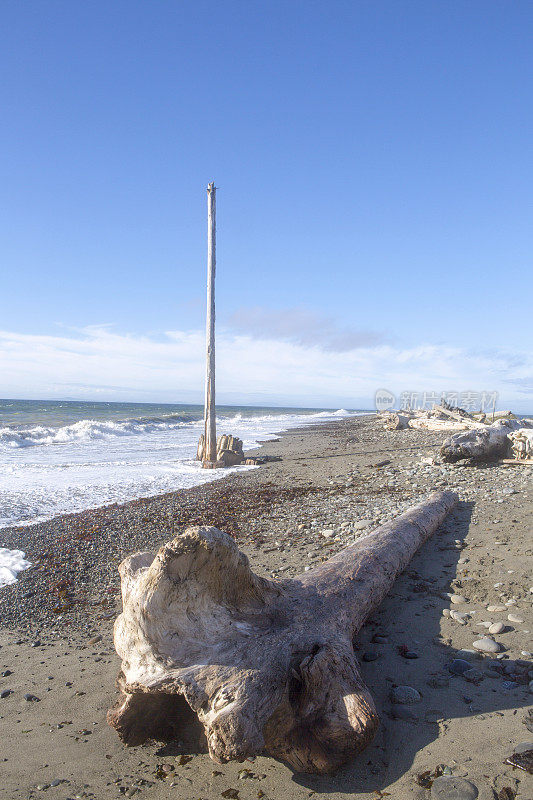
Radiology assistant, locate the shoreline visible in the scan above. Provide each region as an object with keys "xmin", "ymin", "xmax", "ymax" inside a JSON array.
[{"xmin": 0, "ymin": 415, "xmax": 532, "ymax": 799}]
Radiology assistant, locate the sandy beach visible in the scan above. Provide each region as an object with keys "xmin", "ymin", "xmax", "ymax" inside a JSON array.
[{"xmin": 1, "ymin": 414, "xmax": 532, "ymax": 800}]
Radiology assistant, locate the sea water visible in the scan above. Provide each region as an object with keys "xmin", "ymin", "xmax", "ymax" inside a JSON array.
[{"xmin": 0, "ymin": 400, "xmax": 367, "ymax": 586}]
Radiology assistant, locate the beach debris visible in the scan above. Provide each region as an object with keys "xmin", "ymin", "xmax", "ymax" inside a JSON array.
[
  {"xmin": 441, "ymin": 418, "xmax": 533, "ymax": 463},
  {"xmin": 504, "ymin": 748, "xmax": 533, "ymax": 773},
  {"xmin": 496, "ymin": 789, "xmax": 516, "ymax": 800},
  {"xmin": 380, "ymin": 404, "xmax": 483, "ymax": 433},
  {"xmin": 508, "ymin": 428, "xmax": 533, "ymax": 461},
  {"xmin": 107, "ymin": 490, "xmax": 457, "ymax": 774},
  {"xmin": 197, "ymin": 433, "xmax": 245, "ymax": 468}
]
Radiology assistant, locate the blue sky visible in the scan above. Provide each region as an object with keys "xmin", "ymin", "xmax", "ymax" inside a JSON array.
[{"xmin": 1, "ymin": 1, "xmax": 532, "ymax": 410}]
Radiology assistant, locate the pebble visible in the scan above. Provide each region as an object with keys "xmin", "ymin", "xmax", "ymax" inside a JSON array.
[
  {"xmin": 448, "ymin": 659, "xmax": 474, "ymax": 676},
  {"xmin": 362, "ymin": 652, "xmax": 378, "ymax": 662},
  {"xmin": 450, "ymin": 594, "xmax": 467, "ymax": 604},
  {"xmin": 353, "ymin": 521, "xmax": 371, "ymax": 530},
  {"xmin": 24, "ymin": 693, "xmax": 40, "ymax": 702},
  {"xmin": 88, "ymin": 635, "xmax": 102, "ymax": 645},
  {"xmin": 455, "ymin": 649, "xmax": 478, "ymax": 660},
  {"xmin": 486, "ymin": 605, "xmax": 506, "ymax": 612},
  {"xmin": 488, "ymin": 622, "xmax": 505, "ymax": 634},
  {"xmin": 390, "ymin": 685, "xmax": 421, "ymax": 704},
  {"xmin": 473, "ymin": 638, "xmax": 501, "ymax": 653},
  {"xmin": 514, "ymin": 741, "xmax": 533, "ymax": 753},
  {"xmin": 508, "ymin": 614, "xmax": 524, "ymax": 623},
  {"xmin": 430, "ymin": 776, "xmax": 478, "ymax": 799},
  {"xmin": 450, "ymin": 611, "xmax": 469, "ymax": 625},
  {"xmin": 1, "ymin": 689, "xmax": 12, "ymax": 699},
  {"xmin": 463, "ymin": 668, "xmax": 484, "ymax": 684}
]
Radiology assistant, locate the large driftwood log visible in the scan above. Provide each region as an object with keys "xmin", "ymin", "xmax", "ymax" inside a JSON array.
[
  {"xmin": 108, "ymin": 491, "xmax": 458, "ymax": 773},
  {"xmin": 440, "ymin": 418, "xmax": 532, "ymax": 463},
  {"xmin": 408, "ymin": 417, "xmax": 476, "ymax": 432}
]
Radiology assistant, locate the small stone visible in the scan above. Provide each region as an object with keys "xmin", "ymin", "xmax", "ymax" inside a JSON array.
[
  {"xmin": 448, "ymin": 659, "xmax": 473, "ymax": 676},
  {"xmin": 508, "ymin": 614, "xmax": 524, "ymax": 623},
  {"xmin": 487, "ymin": 605, "xmax": 506, "ymax": 612},
  {"xmin": 473, "ymin": 639, "xmax": 501, "ymax": 653},
  {"xmin": 24, "ymin": 693, "xmax": 40, "ymax": 702},
  {"xmin": 514, "ymin": 741, "xmax": 533, "ymax": 754},
  {"xmin": 450, "ymin": 611, "xmax": 469, "ymax": 625},
  {"xmin": 390, "ymin": 685, "xmax": 421, "ymax": 704},
  {"xmin": 488, "ymin": 622, "xmax": 505, "ymax": 635},
  {"xmin": 321, "ymin": 530, "xmax": 334, "ymax": 539},
  {"xmin": 430, "ymin": 776, "xmax": 478, "ymax": 799},
  {"xmin": 362, "ymin": 652, "xmax": 378, "ymax": 662},
  {"xmin": 31, "ymin": 640, "xmax": 42, "ymax": 648},
  {"xmin": 353, "ymin": 521, "xmax": 371, "ymax": 530},
  {"xmin": 1, "ymin": 689, "xmax": 12, "ymax": 699},
  {"xmin": 1, "ymin": 670, "xmax": 13, "ymax": 677},
  {"xmin": 463, "ymin": 668, "xmax": 484, "ymax": 684},
  {"xmin": 88, "ymin": 635, "xmax": 102, "ymax": 645},
  {"xmin": 455, "ymin": 649, "xmax": 478, "ymax": 660},
  {"xmin": 450, "ymin": 595, "xmax": 467, "ymax": 604}
]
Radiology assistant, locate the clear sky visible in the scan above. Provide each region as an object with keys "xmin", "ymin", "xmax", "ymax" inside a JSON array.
[{"xmin": 1, "ymin": 1, "xmax": 532, "ymax": 411}]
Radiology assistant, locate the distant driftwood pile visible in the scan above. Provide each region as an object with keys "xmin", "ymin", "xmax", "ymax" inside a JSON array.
[
  {"xmin": 108, "ymin": 491, "xmax": 458, "ymax": 773},
  {"xmin": 380, "ymin": 405, "xmax": 533, "ymax": 463}
]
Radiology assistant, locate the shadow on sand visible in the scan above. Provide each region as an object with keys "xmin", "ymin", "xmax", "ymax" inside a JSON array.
[{"xmin": 290, "ymin": 500, "xmax": 531, "ymax": 795}]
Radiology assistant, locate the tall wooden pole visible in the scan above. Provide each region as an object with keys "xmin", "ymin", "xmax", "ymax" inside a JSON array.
[{"xmin": 204, "ymin": 182, "xmax": 217, "ymax": 463}]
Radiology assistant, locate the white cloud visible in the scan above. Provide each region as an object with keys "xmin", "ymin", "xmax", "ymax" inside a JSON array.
[{"xmin": 0, "ymin": 325, "xmax": 531, "ymax": 412}]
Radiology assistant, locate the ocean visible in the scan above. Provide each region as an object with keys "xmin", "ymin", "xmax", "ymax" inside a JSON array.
[{"xmin": 0, "ymin": 399, "xmax": 368, "ymax": 587}]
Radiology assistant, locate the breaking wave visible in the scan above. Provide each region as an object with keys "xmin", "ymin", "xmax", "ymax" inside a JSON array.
[{"xmin": 0, "ymin": 409, "xmax": 354, "ymax": 449}]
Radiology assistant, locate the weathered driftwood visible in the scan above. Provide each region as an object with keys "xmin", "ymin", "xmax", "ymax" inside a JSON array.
[
  {"xmin": 508, "ymin": 428, "xmax": 533, "ymax": 461},
  {"xmin": 440, "ymin": 418, "xmax": 532, "ymax": 463},
  {"xmin": 432, "ymin": 404, "xmax": 481, "ymax": 428},
  {"xmin": 197, "ymin": 434, "xmax": 244, "ymax": 467},
  {"xmin": 382, "ymin": 412, "xmax": 412, "ymax": 430},
  {"xmin": 203, "ymin": 182, "xmax": 217, "ymax": 465},
  {"xmin": 408, "ymin": 417, "xmax": 476, "ymax": 432},
  {"xmin": 108, "ymin": 491, "xmax": 458, "ymax": 773}
]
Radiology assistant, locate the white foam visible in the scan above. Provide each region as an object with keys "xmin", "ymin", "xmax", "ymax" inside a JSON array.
[
  {"xmin": 0, "ymin": 547, "xmax": 31, "ymax": 588},
  {"xmin": 0, "ymin": 408, "xmax": 362, "ymax": 532}
]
